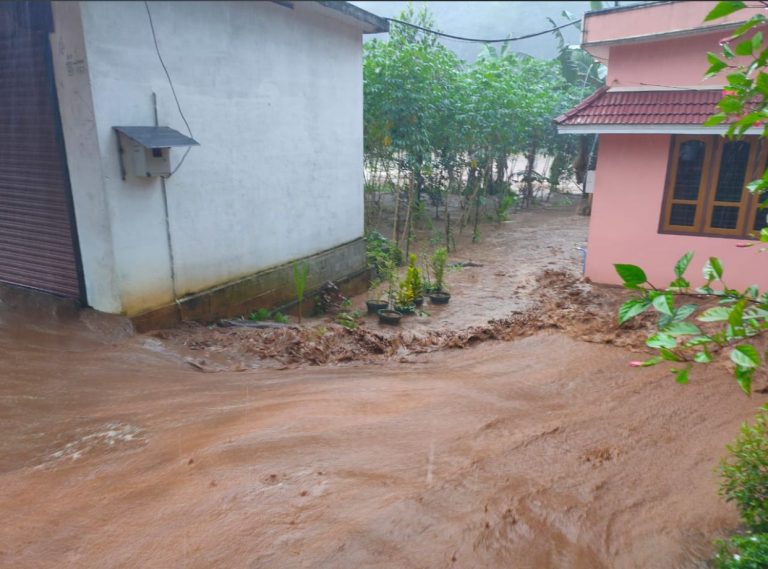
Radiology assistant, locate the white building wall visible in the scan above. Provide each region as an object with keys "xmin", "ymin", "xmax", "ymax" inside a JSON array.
[
  {"xmin": 70, "ymin": 1, "xmax": 364, "ymax": 314},
  {"xmin": 50, "ymin": 1, "xmax": 122, "ymax": 313}
]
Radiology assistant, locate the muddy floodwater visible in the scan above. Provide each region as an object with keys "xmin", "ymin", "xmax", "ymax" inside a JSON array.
[{"xmin": 1, "ymin": 206, "xmax": 765, "ymax": 568}]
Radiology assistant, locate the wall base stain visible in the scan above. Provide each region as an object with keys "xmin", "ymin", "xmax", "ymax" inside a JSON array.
[{"xmin": 131, "ymin": 238, "xmax": 369, "ymax": 332}]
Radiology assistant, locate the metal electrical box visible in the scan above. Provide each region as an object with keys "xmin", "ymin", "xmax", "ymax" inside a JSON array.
[{"xmin": 113, "ymin": 126, "xmax": 199, "ymax": 179}]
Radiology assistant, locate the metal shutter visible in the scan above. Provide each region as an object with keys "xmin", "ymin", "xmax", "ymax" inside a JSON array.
[{"xmin": 0, "ymin": 29, "xmax": 82, "ymax": 298}]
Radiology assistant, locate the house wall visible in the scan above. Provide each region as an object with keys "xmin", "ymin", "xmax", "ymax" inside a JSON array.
[
  {"xmin": 606, "ymin": 30, "xmax": 729, "ymax": 88},
  {"xmin": 586, "ymin": 134, "xmax": 768, "ymax": 290},
  {"xmin": 583, "ymin": 1, "xmax": 764, "ymax": 48},
  {"xmin": 53, "ymin": 1, "xmax": 365, "ymax": 315}
]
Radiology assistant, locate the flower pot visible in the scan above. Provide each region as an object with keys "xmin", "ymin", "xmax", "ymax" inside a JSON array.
[
  {"xmin": 366, "ymin": 299, "xmax": 389, "ymax": 314},
  {"xmin": 429, "ymin": 292, "xmax": 451, "ymax": 304},
  {"xmin": 378, "ymin": 309, "xmax": 403, "ymax": 325},
  {"xmin": 394, "ymin": 304, "xmax": 416, "ymax": 315},
  {"xmin": 413, "ymin": 296, "xmax": 424, "ymax": 307}
]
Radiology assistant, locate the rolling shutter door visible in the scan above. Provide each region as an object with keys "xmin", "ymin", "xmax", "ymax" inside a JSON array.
[{"xmin": 0, "ymin": 29, "xmax": 81, "ymax": 298}]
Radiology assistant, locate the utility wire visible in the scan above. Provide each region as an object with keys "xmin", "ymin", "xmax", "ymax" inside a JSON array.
[
  {"xmin": 144, "ymin": 1, "xmax": 193, "ymax": 176},
  {"xmin": 386, "ymin": 17, "xmax": 580, "ymax": 44}
]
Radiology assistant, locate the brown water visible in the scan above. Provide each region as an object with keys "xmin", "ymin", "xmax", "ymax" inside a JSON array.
[{"xmin": 0, "ymin": 206, "xmax": 764, "ymax": 568}]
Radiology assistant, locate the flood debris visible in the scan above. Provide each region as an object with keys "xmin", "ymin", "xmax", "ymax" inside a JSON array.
[{"xmin": 155, "ymin": 270, "xmax": 657, "ymax": 371}]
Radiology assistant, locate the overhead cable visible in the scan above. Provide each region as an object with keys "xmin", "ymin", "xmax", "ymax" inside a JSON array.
[{"xmin": 386, "ymin": 17, "xmax": 580, "ymax": 44}]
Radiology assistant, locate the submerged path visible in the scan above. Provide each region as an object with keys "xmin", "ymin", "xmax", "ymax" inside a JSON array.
[{"xmin": 0, "ymin": 300, "xmax": 763, "ymax": 568}]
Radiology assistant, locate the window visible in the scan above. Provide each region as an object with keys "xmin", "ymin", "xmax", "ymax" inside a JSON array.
[{"xmin": 661, "ymin": 135, "xmax": 765, "ymax": 238}]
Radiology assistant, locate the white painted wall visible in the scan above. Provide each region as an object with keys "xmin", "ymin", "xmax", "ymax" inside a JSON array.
[
  {"xmin": 50, "ymin": 2, "xmax": 121, "ymax": 313},
  {"xmin": 64, "ymin": 1, "xmax": 365, "ymax": 314}
]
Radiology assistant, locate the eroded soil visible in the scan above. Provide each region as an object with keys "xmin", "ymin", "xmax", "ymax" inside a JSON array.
[{"xmin": 1, "ymin": 205, "xmax": 765, "ymax": 568}]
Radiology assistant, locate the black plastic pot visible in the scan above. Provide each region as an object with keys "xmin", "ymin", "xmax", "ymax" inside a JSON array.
[
  {"xmin": 378, "ymin": 309, "xmax": 403, "ymax": 325},
  {"xmin": 413, "ymin": 296, "xmax": 424, "ymax": 307},
  {"xmin": 366, "ymin": 299, "xmax": 389, "ymax": 314},
  {"xmin": 429, "ymin": 292, "xmax": 451, "ymax": 304}
]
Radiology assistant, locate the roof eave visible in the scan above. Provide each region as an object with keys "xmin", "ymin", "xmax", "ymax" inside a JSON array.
[
  {"xmin": 315, "ymin": 1, "xmax": 389, "ymax": 34},
  {"xmin": 557, "ymin": 124, "xmax": 763, "ymax": 135},
  {"xmin": 581, "ymin": 20, "xmax": 755, "ymax": 51}
]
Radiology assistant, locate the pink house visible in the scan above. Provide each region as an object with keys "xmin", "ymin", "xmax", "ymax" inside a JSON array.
[{"xmin": 555, "ymin": 1, "xmax": 768, "ymax": 290}]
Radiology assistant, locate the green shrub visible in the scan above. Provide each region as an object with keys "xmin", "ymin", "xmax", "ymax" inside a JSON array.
[
  {"xmin": 336, "ymin": 310, "xmax": 363, "ymax": 330},
  {"xmin": 719, "ymin": 407, "xmax": 768, "ymax": 533},
  {"xmin": 431, "ymin": 247, "xmax": 448, "ymax": 292},
  {"xmin": 714, "ymin": 533, "xmax": 768, "ymax": 569},
  {"xmin": 248, "ymin": 308, "xmax": 271, "ymax": 321},
  {"xmin": 273, "ymin": 311, "xmax": 289, "ymax": 324},
  {"xmin": 366, "ymin": 230, "xmax": 403, "ymax": 277}
]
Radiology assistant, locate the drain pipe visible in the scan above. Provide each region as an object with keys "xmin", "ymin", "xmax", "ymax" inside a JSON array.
[
  {"xmin": 153, "ymin": 92, "xmax": 181, "ymax": 318},
  {"xmin": 575, "ymin": 246, "xmax": 587, "ymax": 274}
]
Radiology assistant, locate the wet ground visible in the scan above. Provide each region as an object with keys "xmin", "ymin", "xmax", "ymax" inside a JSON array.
[{"xmin": 1, "ymin": 205, "xmax": 765, "ymax": 568}]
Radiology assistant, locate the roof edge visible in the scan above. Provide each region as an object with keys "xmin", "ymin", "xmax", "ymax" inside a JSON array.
[
  {"xmin": 553, "ymin": 85, "xmax": 609, "ymax": 125},
  {"xmin": 582, "ymin": 20, "xmax": 755, "ymax": 50},
  {"xmin": 583, "ymin": 1, "xmax": 672, "ymax": 18},
  {"xmin": 557, "ymin": 124, "xmax": 762, "ymax": 135},
  {"xmin": 316, "ymin": 1, "xmax": 389, "ymax": 34}
]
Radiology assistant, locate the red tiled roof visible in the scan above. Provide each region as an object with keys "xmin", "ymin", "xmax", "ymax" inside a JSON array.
[{"xmin": 554, "ymin": 87, "xmax": 725, "ymax": 126}]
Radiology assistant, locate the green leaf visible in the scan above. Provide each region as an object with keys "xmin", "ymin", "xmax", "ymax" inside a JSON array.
[
  {"xmin": 668, "ymin": 277, "xmax": 691, "ymax": 290},
  {"xmin": 704, "ymin": 113, "xmax": 728, "ymax": 126},
  {"xmin": 704, "ymin": 1, "xmax": 746, "ymax": 22},
  {"xmin": 719, "ymin": 96, "xmax": 744, "ymax": 113},
  {"xmin": 723, "ymin": 42, "xmax": 736, "ymax": 59},
  {"xmin": 652, "ymin": 294, "xmax": 674, "ymax": 316},
  {"xmin": 703, "ymin": 257, "xmax": 724, "ymax": 282},
  {"xmin": 618, "ymin": 298, "xmax": 651, "ymax": 324},
  {"xmin": 734, "ymin": 38, "xmax": 754, "ymax": 56},
  {"xmin": 663, "ymin": 321, "xmax": 702, "ymax": 337},
  {"xmin": 647, "ymin": 332, "xmax": 677, "ymax": 349},
  {"xmin": 735, "ymin": 366, "xmax": 754, "ymax": 395},
  {"xmin": 694, "ymin": 348, "xmax": 713, "ymax": 363},
  {"xmin": 684, "ymin": 335, "xmax": 715, "ymax": 347},
  {"xmin": 706, "ymin": 53, "xmax": 729, "ymax": 76},
  {"xmin": 731, "ymin": 344, "xmax": 760, "ymax": 368},
  {"xmin": 674, "ymin": 251, "xmax": 694, "ymax": 278},
  {"xmin": 614, "ymin": 264, "xmax": 647, "ymax": 286},
  {"xmin": 639, "ymin": 356, "xmax": 663, "ymax": 367},
  {"xmin": 734, "ymin": 14, "xmax": 766, "ymax": 36},
  {"xmin": 753, "ymin": 31, "xmax": 763, "ymax": 53},
  {"xmin": 674, "ymin": 303, "xmax": 698, "ymax": 322},
  {"xmin": 673, "ymin": 366, "xmax": 691, "ymax": 384},
  {"xmin": 728, "ymin": 298, "xmax": 747, "ymax": 327},
  {"xmin": 698, "ymin": 306, "xmax": 732, "ymax": 322},
  {"xmin": 659, "ymin": 347, "xmax": 682, "ymax": 362},
  {"xmin": 757, "ymin": 71, "xmax": 768, "ymax": 95}
]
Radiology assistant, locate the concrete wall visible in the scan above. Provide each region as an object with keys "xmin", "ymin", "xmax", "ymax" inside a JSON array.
[
  {"xmin": 50, "ymin": 2, "xmax": 121, "ymax": 312},
  {"xmin": 586, "ymin": 134, "xmax": 768, "ymax": 290},
  {"xmin": 54, "ymin": 1, "xmax": 365, "ymax": 315}
]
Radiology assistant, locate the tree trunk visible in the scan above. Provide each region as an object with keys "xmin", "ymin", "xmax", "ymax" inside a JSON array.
[
  {"xmin": 403, "ymin": 173, "xmax": 416, "ymax": 259},
  {"xmin": 523, "ymin": 145, "xmax": 537, "ymax": 209}
]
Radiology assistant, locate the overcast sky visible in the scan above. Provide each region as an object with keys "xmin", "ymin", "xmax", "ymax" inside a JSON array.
[{"xmin": 350, "ymin": 1, "xmax": 641, "ymax": 61}]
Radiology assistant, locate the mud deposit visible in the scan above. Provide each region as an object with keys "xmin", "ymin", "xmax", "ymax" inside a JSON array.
[{"xmin": 1, "ymin": 207, "xmax": 766, "ymax": 568}]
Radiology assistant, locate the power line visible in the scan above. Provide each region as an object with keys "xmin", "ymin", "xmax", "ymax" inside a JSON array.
[
  {"xmin": 386, "ymin": 17, "xmax": 580, "ymax": 44},
  {"xmin": 144, "ymin": 1, "xmax": 193, "ymax": 176}
]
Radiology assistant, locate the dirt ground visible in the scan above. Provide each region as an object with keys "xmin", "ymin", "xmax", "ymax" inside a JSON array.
[{"xmin": 1, "ymin": 204, "xmax": 766, "ymax": 568}]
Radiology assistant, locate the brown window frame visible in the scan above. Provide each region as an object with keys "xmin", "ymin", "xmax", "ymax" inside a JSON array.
[{"xmin": 660, "ymin": 134, "xmax": 766, "ymax": 239}]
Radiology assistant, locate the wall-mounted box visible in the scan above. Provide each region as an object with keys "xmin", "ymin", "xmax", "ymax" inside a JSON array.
[{"xmin": 113, "ymin": 126, "xmax": 199, "ymax": 179}]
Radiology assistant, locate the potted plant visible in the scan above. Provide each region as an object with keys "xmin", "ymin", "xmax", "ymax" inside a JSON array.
[
  {"xmin": 365, "ymin": 277, "xmax": 388, "ymax": 314},
  {"xmin": 428, "ymin": 247, "xmax": 451, "ymax": 304},
  {"xmin": 377, "ymin": 252, "xmax": 403, "ymax": 325},
  {"xmin": 405, "ymin": 253, "xmax": 424, "ymax": 307}
]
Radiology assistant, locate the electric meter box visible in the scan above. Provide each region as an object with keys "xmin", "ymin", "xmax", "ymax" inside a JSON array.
[{"xmin": 113, "ymin": 126, "xmax": 199, "ymax": 179}]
